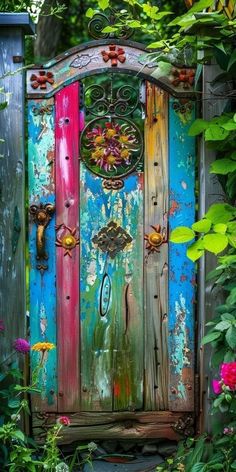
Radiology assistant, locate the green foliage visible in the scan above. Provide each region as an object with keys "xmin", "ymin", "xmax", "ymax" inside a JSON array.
[{"xmin": 0, "ymin": 1, "xmax": 66, "ymax": 21}]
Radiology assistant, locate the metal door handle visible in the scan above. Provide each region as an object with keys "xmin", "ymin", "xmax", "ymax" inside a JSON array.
[{"xmin": 30, "ymin": 203, "xmax": 55, "ymax": 271}]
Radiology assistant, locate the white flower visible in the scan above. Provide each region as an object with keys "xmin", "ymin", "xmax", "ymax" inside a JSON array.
[{"xmin": 55, "ymin": 463, "xmax": 69, "ymax": 472}]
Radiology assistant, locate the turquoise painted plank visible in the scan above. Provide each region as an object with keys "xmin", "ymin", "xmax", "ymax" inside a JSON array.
[
  {"xmin": 168, "ymin": 99, "xmax": 196, "ymax": 411},
  {"xmin": 28, "ymin": 99, "xmax": 57, "ymax": 411},
  {"xmin": 80, "ymin": 166, "xmax": 144, "ymax": 411}
]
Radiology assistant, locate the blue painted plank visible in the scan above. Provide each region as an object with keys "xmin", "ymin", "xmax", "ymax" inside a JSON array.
[
  {"xmin": 168, "ymin": 99, "xmax": 196, "ymax": 411},
  {"xmin": 28, "ymin": 99, "xmax": 57, "ymax": 410}
]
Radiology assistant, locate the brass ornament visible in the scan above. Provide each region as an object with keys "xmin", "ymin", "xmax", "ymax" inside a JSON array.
[
  {"xmin": 29, "ymin": 203, "xmax": 55, "ymax": 272},
  {"xmin": 144, "ymin": 224, "xmax": 167, "ymax": 256},
  {"xmin": 56, "ymin": 225, "xmax": 79, "ymax": 257},
  {"xmin": 102, "ymin": 179, "xmax": 124, "ymax": 191},
  {"xmin": 92, "ymin": 221, "xmax": 132, "ymax": 259}
]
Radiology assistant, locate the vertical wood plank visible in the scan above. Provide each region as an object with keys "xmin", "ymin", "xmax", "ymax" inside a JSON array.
[
  {"xmin": 28, "ymin": 98, "xmax": 57, "ymax": 411},
  {"xmin": 0, "ymin": 26, "xmax": 26, "ymax": 368},
  {"xmin": 55, "ymin": 83, "xmax": 80, "ymax": 412},
  {"xmin": 80, "ymin": 169, "xmax": 144, "ymax": 412},
  {"xmin": 144, "ymin": 84, "xmax": 169, "ymax": 411},
  {"xmin": 168, "ymin": 98, "xmax": 196, "ymax": 411}
]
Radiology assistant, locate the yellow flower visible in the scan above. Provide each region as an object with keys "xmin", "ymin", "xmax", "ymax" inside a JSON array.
[
  {"xmin": 94, "ymin": 136, "xmax": 105, "ymax": 144},
  {"xmin": 107, "ymin": 155, "xmax": 116, "ymax": 165},
  {"xmin": 32, "ymin": 342, "xmax": 55, "ymax": 352},
  {"xmin": 119, "ymin": 135, "xmax": 129, "ymax": 143},
  {"xmin": 92, "ymin": 149, "xmax": 103, "ymax": 160},
  {"xmin": 106, "ymin": 129, "xmax": 116, "ymax": 138},
  {"xmin": 121, "ymin": 149, "xmax": 130, "ymax": 159}
]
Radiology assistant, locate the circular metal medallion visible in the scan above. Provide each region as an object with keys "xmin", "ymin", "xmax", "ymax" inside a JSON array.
[{"xmin": 80, "ymin": 116, "xmax": 143, "ymax": 179}]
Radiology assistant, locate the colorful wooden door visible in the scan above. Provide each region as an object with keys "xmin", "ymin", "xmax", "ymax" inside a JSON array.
[{"xmin": 27, "ymin": 40, "xmax": 196, "ymax": 440}]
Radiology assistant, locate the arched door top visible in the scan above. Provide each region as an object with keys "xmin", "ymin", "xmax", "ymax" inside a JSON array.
[{"xmin": 27, "ymin": 39, "xmax": 196, "ymax": 99}]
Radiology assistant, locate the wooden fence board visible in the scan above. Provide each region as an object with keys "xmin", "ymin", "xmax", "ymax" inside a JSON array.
[{"xmin": 168, "ymin": 98, "xmax": 196, "ymax": 411}]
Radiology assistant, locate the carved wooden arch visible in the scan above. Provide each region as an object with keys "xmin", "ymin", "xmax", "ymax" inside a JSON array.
[{"xmin": 27, "ymin": 39, "xmax": 196, "ymax": 99}]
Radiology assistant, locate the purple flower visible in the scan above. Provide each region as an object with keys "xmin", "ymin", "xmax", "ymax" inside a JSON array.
[
  {"xmin": 223, "ymin": 427, "xmax": 234, "ymax": 436},
  {"xmin": 13, "ymin": 338, "xmax": 30, "ymax": 354},
  {"xmin": 0, "ymin": 320, "xmax": 5, "ymax": 332}
]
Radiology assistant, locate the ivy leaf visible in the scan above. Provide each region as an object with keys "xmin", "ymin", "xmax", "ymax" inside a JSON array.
[
  {"xmin": 215, "ymin": 320, "xmax": 231, "ymax": 331},
  {"xmin": 192, "ymin": 219, "xmax": 211, "ymax": 233},
  {"xmin": 128, "ymin": 20, "xmax": 141, "ymax": 28},
  {"xmin": 102, "ymin": 26, "xmax": 117, "ymax": 33},
  {"xmin": 205, "ymin": 203, "xmax": 235, "ymax": 224},
  {"xmin": 85, "ymin": 8, "xmax": 95, "ymax": 18},
  {"xmin": 203, "ymin": 234, "xmax": 228, "ymax": 254},
  {"xmin": 213, "ymin": 224, "xmax": 227, "ymax": 234},
  {"xmin": 170, "ymin": 226, "xmax": 195, "ymax": 243},
  {"xmin": 98, "ymin": 0, "xmax": 109, "ymax": 10},
  {"xmin": 226, "ymin": 326, "xmax": 236, "ymax": 349},
  {"xmin": 201, "ymin": 331, "xmax": 221, "ymax": 345},
  {"xmin": 205, "ymin": 125, "xmax": 229, "ymax": 141},
  {"xmin": 227, "ymin": 50, "xmax": 236, "ymax": 72},
  {"xmin": 210, "ymin": 159, "xmax": 236, "ymax": 175},
  {"xmin": 188, "ymin": 119, "xmax": 209, "ymax": 136},
  {"xmin": 187, "ymin": 239, "xmax": 204, "ymax": 262}
]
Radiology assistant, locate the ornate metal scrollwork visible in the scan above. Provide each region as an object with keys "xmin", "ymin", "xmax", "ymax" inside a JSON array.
[
  {"xmin": 85, "ymin": 83, "xmax": 139, "ymax": 118},
  {"xmin": 92, "ymin": 221, "xmax": 132, "ymax": 259},
  {"xmin": 88, "ymin": 11, "xmax": 133, "ymax": 40},
  {"xmin": 80, "ymin": 116, "xmax": 143, "ymax": 180}
]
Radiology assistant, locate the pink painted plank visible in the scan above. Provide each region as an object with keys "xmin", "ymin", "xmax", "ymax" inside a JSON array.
[{"xmin": 55, "ymin": 82, "xmax": 80, "ymax": 411}]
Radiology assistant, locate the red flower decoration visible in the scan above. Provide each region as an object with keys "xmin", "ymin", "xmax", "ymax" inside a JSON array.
[
  {"xmin": 57, "ymin": 416, "xmax": 70, "ymax": 426},
  {"xmin": 221, "ymin": 362, "xmax": 236, "ymax": 390},
  {"xmin": 101, "ymin": 45, "xmax": 126, "ymax": 67},
  {"xmin": 172, "ymin": 69, "xmax": 195, "ymax": 89},
  {"xmin": 30, "ymin": 71, "xmax": 54, "ymax": 90}
]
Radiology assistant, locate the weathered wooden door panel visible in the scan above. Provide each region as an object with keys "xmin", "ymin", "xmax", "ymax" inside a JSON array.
[
  {"xmin": 28, "ymin": 98, "xmax": 57, "ymax": 411},
  {"xmin": 80, "ymin": 155, "xmax": 144, "ymax": 412},
  {"xmin": 144, "ymin": 84, "xmax": 169, "ymax": 411},
  {"xmin": 55, "ymin": 83, "xmax": 80, "ymax": 412},
  {"xmin": 28, "ymin": 41, "xmax": 197, "ymax": 437}
]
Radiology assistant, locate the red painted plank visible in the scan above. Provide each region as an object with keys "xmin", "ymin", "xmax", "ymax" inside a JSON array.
[{"xmin": 55, "ymin": 82, "xmax": 80, "ymax": 411}]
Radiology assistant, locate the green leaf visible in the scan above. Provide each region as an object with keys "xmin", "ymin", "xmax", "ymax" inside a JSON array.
[
  {"xmin": 227, "ymin": 50, "xmax": 236, "ymax": 72},
  {"xmin": 224, "ymin": 350, "xmax": 235, "ymax": 362},
  {"xmin": 8, "ymin": 398, "xmax": 21, "ymax": 409},
  {"xmin": 210, "ymin": 159, "xmax": 236, "ymax": 175},
  {"xmin": 205, "ymin": 125, "xmax": 229, "ymax": 141},
  {"xmin": 213, "ymin": 223, "xmax": 227, "ymax": 234},
  {"xmin": 222, "ymin": 121, "xmax": 236, "ymax": 130},
  {"xmin": 0, "ymin": 101, "xmax": 7, "ymax": 111},
  {"xmin": 226, "ymin": 326, "xmax": 236, "ymax": 349},
  {"xmin": 192, "ymin": 219, "xmax": 211, "ymax": 233},
  {"xmin": 205, "ymin": 203, "xmax": 235, "ymax": 224},
  {"xmin": 147, "ymin": 41, "xmax": 166, "ymax": 49},
  {"xmin": 127, "ymin": 20, "xmax": 141, "ymax": 28},
  {"xmin": 85, "ymin": 8, "xmax": 95, "ymax": 18},
  {"xmin": 231, "ymin": 460, "xmax": 236, "ymax": 469},
  {"xmin": 12, "ymin": 430, "xmax": 25, "ymax": 442},
  {"xmin": 170, "ymin": 226, "xmax": 195, "ymax": 244},
  {"xmin": 188, "ymin": 119, "xmax": 209, "ymax": 136},
  {"xmin": 191, "ymin": 463, "xmax": 206, "ymax": 472},
  {"xmin": 98, "ymin": 0, "xmax": 109, "ymax": 10},
  {"xmin": 215, "ymin": 320, "xmax": 231, "ymax": 331},
  {"xmin": 189, "ymin": 0, "xmax": 219, "ymax": 13},
  {"xmin": 203, "ymin": 234, "xmax": 228, "ymax": 254},
  {"xmin": 102, "ymin": 25, "xmax": 117, "ymax": 33},
  {"xmin": 222, "ymin": 313, "xmax": 235, "ymax": 321},
  {"xmin": 201, "ymin": 331, "xmax": 221, "ymax": 345},
  {"xmin": 187, "ymin": 239, "xmax": 204, "ymax": 262},
  {"xmin": 227, "ymin": 288, "xmax": 236, "ymax": 305}
]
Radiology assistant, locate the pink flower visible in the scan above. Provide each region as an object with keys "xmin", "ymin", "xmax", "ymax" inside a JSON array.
[
  {"xmin": 223, "ymin": 427, "xmax": 234, "ymax": 435},
  {"xmin": 0, "ymin": 320, "xmax": 5, "ymax": 332},
  {"xmin": 13, "ymin": 338, "xmax": 30, "ymax": 354},
  {"xmin": 221, "ymin": 362, "xmax": 236, "ymax": 390},
  {"xmin": 212, "ymin": 379, "xmax": 222, "ymax": 395},
  {"xmin": 57, "ymin": 416, "xmax": 70, "ymax": 426}
]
